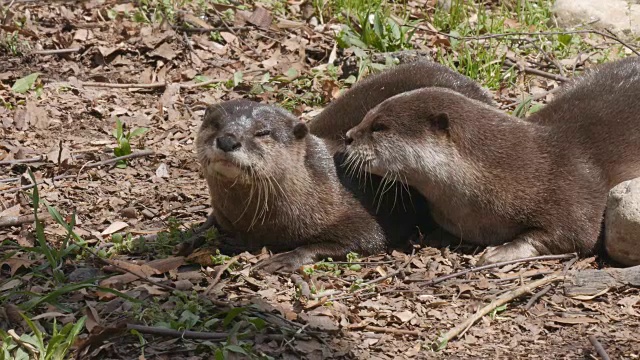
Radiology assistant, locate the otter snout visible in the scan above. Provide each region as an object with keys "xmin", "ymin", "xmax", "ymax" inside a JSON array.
[{"xmin": 216, "ymin": 135, "xmax": 241, "ymax": 152}]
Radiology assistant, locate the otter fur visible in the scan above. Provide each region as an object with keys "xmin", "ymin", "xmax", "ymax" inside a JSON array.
[
  {"xmin": 195, "ymin": 99, "xmax": 387, "ymax": 272},
  {"xmin": 310, "ymin": 60, "xmax": 495, "ymax": 246},
  {"xmin": 343, "ymin": 56, "xmax": 640, "ymax": 265}
]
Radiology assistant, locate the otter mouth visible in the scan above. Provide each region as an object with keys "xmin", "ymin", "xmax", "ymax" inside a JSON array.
[{"xmin": 207, "ymin": 152, "xmax": 250, "ymax": 179}]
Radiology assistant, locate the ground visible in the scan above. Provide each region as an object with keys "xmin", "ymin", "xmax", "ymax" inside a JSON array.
[{"xmin": 0, "ymin": 0, "xmax": 639, "ymax": 359}]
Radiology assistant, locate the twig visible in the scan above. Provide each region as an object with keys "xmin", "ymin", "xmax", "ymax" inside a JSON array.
[
  {"xmin": 0, "ymin": 156, "xmax": 45, "ymax": 166},
  {"xmin": 126, "ymin": 324, "xmax": 228, "ymax": 340},
  {"xmin": 81, "ymin": 81, "xmax": 167, "ymax": 89},
  {"xmin": 172, "ymin": 25, "xmax": 251, "ymax": 33},
  {"xmin": 32, "ymin": 47, "xmax": 81, "ymax": 55},
  {"xmin": 205, "ymin": 255, "xmax": 239, "ymax": 295},
  {"xmin": 409, "ymin": 253, "xmax": 575, "ymax": 285},
  {"xmin": 0, "ymin": 212, "xmax": 51, "ymax": 228},
  {"xmin": 434, "ymin": 272, "xmax": 565, "ymax": 349},
  {"xmin": 347, "ymin": 324, "xmax": 421, "ymax": 337},
  {"xmin": 84, "ymin": 150, "xmax": 155, "ymax": 168},
  {"xmin": 0, "ymin": 175, "xmax": 77, "ymax": 195},
  {"xmin": 588, "ymin": 334, "xmax": 611, "ymax": 360},
  {"xmin": 523, "ymin": 284, "xmax": 552, "ymax": 310},
  {"xmin": 0, "ymin": 177, "xmax": 19, "ymax": 183},
  {"xmin": 180, "ymin": 78, "xmax": 226, "ymax": 88},
  {"xmin": 416, "ymin": 25, "xmax": 640, "ymax": 56},
  {"xmin": 504, "ymin": 59, "xmax": 570, "ymax": 82}
]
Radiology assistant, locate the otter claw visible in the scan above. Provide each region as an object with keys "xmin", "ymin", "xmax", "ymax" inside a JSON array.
[{"xmin": 477, "ymin": 241, "xmax": 539, "ymax": 265}]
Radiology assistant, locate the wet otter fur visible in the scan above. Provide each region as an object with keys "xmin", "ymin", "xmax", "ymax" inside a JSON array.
[{"xmin": 343, "ymin": 56, "xmax": 640, "ymax": 265}]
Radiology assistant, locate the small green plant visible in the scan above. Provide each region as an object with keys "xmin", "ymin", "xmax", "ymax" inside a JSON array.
[
  {"xmin": 335, "ymin": 0, "xmax": 418, "ymax": 52},
  {"xmin": 1, "ymin": 30, "xmax": 28, "ymax": 56},
  {"xmin": 0, "ymin": 315, "xmax": 86, "ymax": 360},
  {"xmin": 112, "ymin": 117, "xmax": 148, "ymax": 168},
  {"xmin": 26, "ymin": 169, "xmax": 84, "ymax": 284}
]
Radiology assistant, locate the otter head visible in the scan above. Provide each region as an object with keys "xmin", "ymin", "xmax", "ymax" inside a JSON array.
[
  {"xmin": 343, "ymin": 88, "xmax": 458, "ymax": 181},
  {"xmin": 196, "ymin": 99, "xmax": 309, "ymax": 184}
]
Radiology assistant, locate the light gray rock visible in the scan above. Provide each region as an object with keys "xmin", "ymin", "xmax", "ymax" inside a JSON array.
[
  {"xmin": 605, "ymin": 178, "xmax": 640, "ymax": 266},
  {"xmin": 552, "ymin": 0, "xmax": 640, "ymax": 37}
]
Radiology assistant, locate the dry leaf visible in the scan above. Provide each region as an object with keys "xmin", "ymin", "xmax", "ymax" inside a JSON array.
[{"xmin": 101, "ymin": 221, "xmax": 128, "ymax": 235}]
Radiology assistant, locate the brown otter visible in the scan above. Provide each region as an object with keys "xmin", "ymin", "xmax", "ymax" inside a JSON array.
[
  {"xmin": 194, "ymin": 99, "xmax": 387, "ymax": 273},
  {"xmin": 309, "ymin": 60, "xmax": 495, "ymax": 247},
  {"xmin": 343, "ymin": 56, "xmax": 640, "ymax": 265},
  {"xmin": 310, "ymin": 60, "xmax": 494, "ymax": 154}
]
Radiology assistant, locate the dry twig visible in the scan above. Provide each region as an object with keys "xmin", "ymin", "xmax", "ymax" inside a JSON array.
[
  {"xmin": 504, "ymin": 59, "xmax": 570, "ymax": 82},
  {"xmin": 0, "ymin": 213, "xmax": 51, "ymax": 228},
  {"xmin": 434, "ymin": 272, "xmax": 565, "ymax": 349},
  {"xmin": 347, "ymin": 324, "xmax": 421, "ymax": 337},
  {"xmin": 588, "ymin": 334, "xmax": 611, "ymax": 360},
  {"xmin": 205, "ymin": 255, "xmax": 239, "ymax": 295},
  {"xmin": 126, "ymin": 324, "xmax": 228, "ymax": 340},
  {"xmin": 32, "ymin": 47, "xmax": 81, "ymax": 55},
  {"xmin": 410, "ymin": 253, "xmax": 575, "ymax": 285}
]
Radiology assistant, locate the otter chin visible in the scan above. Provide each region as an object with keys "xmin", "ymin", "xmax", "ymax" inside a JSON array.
[{"xmin": 344, "ymin": 56, "xmax": 640, "ymax": 266}]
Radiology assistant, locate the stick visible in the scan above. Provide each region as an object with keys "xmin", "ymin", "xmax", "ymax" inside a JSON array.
[
  {"xmin": 347, "ymin": 325, "xmax": 421, "ymax": 337},
  {"xmin": 126, "ymin": 324, "xmax": 228, "ymax": 340},
  {"xmin": 504, "ymin": 59, "xmax": 570, "ymax": 82},
  {"xmin": 523, "ymin": 284, "xmax": 552, "ymax": 310},
  {"xmin": 409, "ymin": 253, "xmax": 575, "ymax": 285},
  {"xmin": 32, "ymin": 47, "xmax": 81, "ymax": 55},
  {"xmin": 0, "ymin": 156, "xmax": 45, "ymax": 166},
  {"xmin": 588, "ymin": 335, "xmax": 611, "ymax": 360},
  {"xmin": 0, "ymin": 212, "xmax": 51, "ymax": 228},
  {"xmin": 434, "ymin": 273, "xmax": 565, "ymax": 349},
  {"xmin": 205, "ymin": 255, "xmax": 239, "ymax": 295},
  {"xmin": 81, "ymin": 82, "xmax": 167, "ymax": 89},
  {"xmin": 84, "ymin": 150, "xmax": 155, "ymax": 168},
  {"xmin": 0, "ymin": 175, "xmax": 77, "ymax": 196}
]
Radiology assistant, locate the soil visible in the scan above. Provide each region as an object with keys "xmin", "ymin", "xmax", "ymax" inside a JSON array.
[{"xmin": 0, "ymin": 1, "xmax": 638, "ymax": 359}]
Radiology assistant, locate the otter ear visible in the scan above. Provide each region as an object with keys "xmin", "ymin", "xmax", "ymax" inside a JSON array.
[
  {"xmin": 293, "ymin": 121, "xmax": 309, "ymax": 140},
  {"xmin": 430, "ymin": 112, "xmax": 449, "ymax": 133},
  {"xmin": 203, "ymin": 105, "xmax": 222, "ymax": 128}
]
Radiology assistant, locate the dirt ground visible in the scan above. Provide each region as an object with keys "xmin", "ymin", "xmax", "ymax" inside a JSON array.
[{"xmin": 1, "ymin": 1, "xmax": 639, "ymax": 359}]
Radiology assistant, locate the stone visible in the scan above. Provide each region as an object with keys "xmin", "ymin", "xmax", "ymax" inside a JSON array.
[
  {"xmin": 552, "ymin": 0, "xmax": 640, "ymax": 37},
  {"xmin": 605, "ymin": 177, "xmax": 640, "ymax": 266}
]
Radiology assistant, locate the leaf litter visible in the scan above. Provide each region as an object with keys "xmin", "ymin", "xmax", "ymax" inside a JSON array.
[{"xmin": 0, "ymin": 0, "xmax": 638, "ymax": 359}]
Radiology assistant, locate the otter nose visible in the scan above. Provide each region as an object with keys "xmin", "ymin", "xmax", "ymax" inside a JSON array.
[
  {"xmin": 344, "ymin": 130, "xmax": 355, "ymax": 146},
  {"xmin": 216, "ymin": 135, "xmax": 241, "ymax": 152}
]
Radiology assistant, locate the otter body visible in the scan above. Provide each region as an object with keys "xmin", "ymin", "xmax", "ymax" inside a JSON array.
[
  {"xmin": 196, "ymin": 99, "xmax": 386, "ymax": 272},
  {"xmin": 310, "ymin": 60, "xmax": 495, "ymax": 245},
  {"xmin": 343, "ymin": 56, "xmax": 640, "ymax": 265}
]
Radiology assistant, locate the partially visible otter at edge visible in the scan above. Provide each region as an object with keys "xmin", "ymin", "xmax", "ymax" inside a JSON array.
[
  {"xmin": 309, "ymin": 61, "xmax": 495, "ymax": 245},
  {"xmin": 343, "ymin": 56, "xmax": 640, "ymax": 265},
  {"xmin": 193, "ymin": 99, "xmax": 386, "ymax": 273}
]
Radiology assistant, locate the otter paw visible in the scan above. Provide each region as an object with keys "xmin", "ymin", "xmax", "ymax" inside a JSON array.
[
  {"xmin": 477, "ymin": 241, "xmax": 539, "ymax": 266},
  {"xmin": 254, "ymin": 250, "xmax": 311, "ymax": 274}
]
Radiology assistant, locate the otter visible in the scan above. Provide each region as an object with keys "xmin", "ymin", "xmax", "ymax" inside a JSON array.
[
  {"xmin": 310, "ymin": 60, "xmax": 494, "ymax": 154},
  {"xmin": 193, "ymin": 99, "xmax": 387, "ymax": 273},
  {"xmin": 309, "ymin": 60, "xmax": 495, "ymax": 247},
  {"xmin": 343, "ymin": 56, "xmax": 640, "ymax": 265}
]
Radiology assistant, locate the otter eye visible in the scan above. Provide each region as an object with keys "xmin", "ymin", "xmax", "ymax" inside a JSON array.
[
  {"xmin": 371, "ymin": 122, "xmax": 388, "ymax": 133},
  {"xmin": 255, "ymin": 129, "xmax": 271, "ymax": 137}
]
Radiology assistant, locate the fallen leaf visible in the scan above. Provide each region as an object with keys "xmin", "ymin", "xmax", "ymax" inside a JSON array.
[
  {"xmin": 11, "ymin": 72, "xmax": 40, "ymax": 93},
  {"xmin": 395, "ymin": 310, "xmax": 416, "ymax": 323},
  {"xmin": 248, "ymin": 6, "xmax": 272, "ymax": 29},
  {"xmin": 0, "ymin": 205, "xmax": 20, "ymax": 217},
  {"xmin": 101, "ymin": 221, "xmax": 129, "ymax": 235}
]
